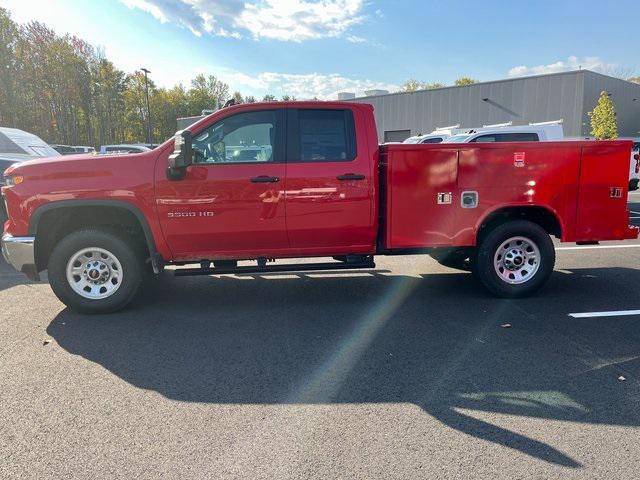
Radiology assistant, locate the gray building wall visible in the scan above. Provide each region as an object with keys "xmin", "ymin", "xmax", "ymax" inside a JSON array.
[{"xmin": 350, "ymin": 70, "xmax": 640, "ymax": 142}]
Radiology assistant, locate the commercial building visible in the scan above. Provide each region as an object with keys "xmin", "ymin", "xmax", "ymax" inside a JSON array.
[
  {"xmin": 177, "ymin": 70, "xmax": 640, "ymax": 141},
  {"xmin": 350, "ymin": 70, "xmax": 640, "ymax": 142}
]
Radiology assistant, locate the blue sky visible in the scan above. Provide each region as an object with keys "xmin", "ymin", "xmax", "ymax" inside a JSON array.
[{"xmin": 1, "ymin": 0, "xmax": 639, "ymax": 99}]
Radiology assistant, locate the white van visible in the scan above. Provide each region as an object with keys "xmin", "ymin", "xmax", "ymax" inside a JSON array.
[
  {"xmin": 443, "ymin": 121, "xmax": 564, "ymax": 144},
  {"xmin": 403, "ymin": 124, "xmax": 467, "ymax": 144}
]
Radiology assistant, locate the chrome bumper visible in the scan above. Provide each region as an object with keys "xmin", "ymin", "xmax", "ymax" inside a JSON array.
[{"xmin": 1, "ymin": 233, "xmax": 39, "ymax": 279}]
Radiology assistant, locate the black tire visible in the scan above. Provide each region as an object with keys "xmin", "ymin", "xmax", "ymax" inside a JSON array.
[
  {"xmin": 47, "ymin": 229, "xmax": 142, "ymax": 313},
  {"xmin": 474, "ymin": 220, "xmax": 555, "ymax": 298},
  {"xmin": 430, "ymin": 248, "xmax": 475, "ymax": 271}
]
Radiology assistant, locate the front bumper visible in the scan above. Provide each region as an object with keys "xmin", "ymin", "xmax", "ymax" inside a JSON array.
[{"xmin": 1, "ymin": 233, "xmax": 39, "ymax": 280}]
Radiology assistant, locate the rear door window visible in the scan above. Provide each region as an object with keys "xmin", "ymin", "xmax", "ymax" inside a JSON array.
[{"xmin": 289, "ymin": 109, "xmax": 356, "ymax": 162}]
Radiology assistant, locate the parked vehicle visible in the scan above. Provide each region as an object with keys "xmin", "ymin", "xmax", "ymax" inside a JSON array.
[
  {"xmin": 403, "ymin": 124, "xmax": 466, "ymax": 144},
  {"xmin": 444, "ymin": 121, "xmax": 564, "ymax": 143},
  {"xmin": 99, "ymin": 144, "xmax": 151, "ymax": 154},
  {"xmin": 0, "ymin": 127, "xmax": 59, "ymax": 185},
  {"xmin": 403, "ymin": 134, "xmax": 448, "ymax": 144},
  {"xmin": 622, "ymin": 138, "xmax": 640, "ymax": 191},
  {"xmin": 1, "ymin": 102, "xmax": 636, "ymax": 313},
  {"xmin": 51, "ymin": 144, "xmax": 79, "ymax": 155},
  {"xmin": 73, "ymin": 146, "xmax": 96, "ymax": 154},
  {"xmin": 0, "ymin": 127, "xmax": 60, "ymax": 158}
]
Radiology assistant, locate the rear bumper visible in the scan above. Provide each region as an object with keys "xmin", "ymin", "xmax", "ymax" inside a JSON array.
[{"xmin": 1, "ymin": 233, "xmax": 39, "ymax": 280}]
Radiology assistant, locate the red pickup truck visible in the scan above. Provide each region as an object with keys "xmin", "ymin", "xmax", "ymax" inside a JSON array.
[{"xmin": 1, "ymin": 101, "xmax": 637, "ymax": 313}]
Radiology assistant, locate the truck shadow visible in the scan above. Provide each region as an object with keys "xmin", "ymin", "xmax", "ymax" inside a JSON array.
[{"xmin": 47, "ymin": 267, "xmax": 640, "ymax": 469}]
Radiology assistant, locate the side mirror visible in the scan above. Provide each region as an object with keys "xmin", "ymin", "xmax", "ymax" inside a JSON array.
[{"xmin": 167, "ymin": 130, "xmax": 193, "ymax": 181}]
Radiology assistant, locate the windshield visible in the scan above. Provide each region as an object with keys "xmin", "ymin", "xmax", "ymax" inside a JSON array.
[{"xmin": 444, "ymin": 134, "xmax": 472, "ymax": 143}]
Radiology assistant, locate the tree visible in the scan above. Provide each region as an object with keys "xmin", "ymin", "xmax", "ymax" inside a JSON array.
[
  {"xmin": 187, "ymin": 74, "xmax": 229, "ymax": 115},
  {"xmin": 588, "ymin": 91, "xmax": 618, "ymax": 139},
  {"xmin": 401, "ymin": 79, "xmax": 422, "ymax": 92},
  {"xmin": 262, "ymin": 94, "xmax": 276, "ymax": 101},
  {"xmin": 0, "ymin": 8, "xmax": 20, "ymax": 126},
  {"xmin": 232, "ymin": 91, "xmax": 244, "ymax": 104},
  {"xmin": 281, "ymin": 95, "xmax": 296, "ymax": 101},
  {"xmin": 454, "ymin": 77, "xmax": 477, "ymax": 86},
  {"xmin": 401, "ymin": 79, "xmax": 445, "ymax": 92},
  {"xmin": 244, "ymin": 95, "xmax": 256, "ymax": 103}
]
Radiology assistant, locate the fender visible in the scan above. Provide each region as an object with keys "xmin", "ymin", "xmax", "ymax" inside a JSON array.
[
  {"xmin": 29, "ymin": 199, "xmax": 163, "ymax": 273},
  {"xmin": 473, "ymin": 203, "xmax": 565, "ymax": 244}
]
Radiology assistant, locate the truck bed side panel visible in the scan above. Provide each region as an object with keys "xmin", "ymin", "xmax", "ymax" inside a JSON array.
[
  {"xmin": 382, "ymin": 141, "xmax": 634, "ymax": 249},
  {"xmin": 575, "ymin": 143, "xmax": 632, "ymax": 241}
]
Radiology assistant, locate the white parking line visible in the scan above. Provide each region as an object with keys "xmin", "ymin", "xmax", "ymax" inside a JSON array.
[
  {"xmin": 556, "ymin": 245, "xmax": 640, "ymax": 251},
  {"xmin": 569, "ymin": 310, "xmax": 640, "ymax": 318},
  {"xmin": 630, "ymin": 211, "xmax": 640, "ymax": 215},
  {"xmin": 631, "ymin": 216, "xmax": 640, "ymax": 219}
]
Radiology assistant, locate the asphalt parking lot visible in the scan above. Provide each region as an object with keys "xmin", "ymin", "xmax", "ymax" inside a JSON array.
[{"xmin": 2, "ymin": 196, "xmax": 640, "ymax": 479}]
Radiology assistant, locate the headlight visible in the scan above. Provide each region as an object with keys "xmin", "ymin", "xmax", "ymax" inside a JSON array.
[{"xmin": 3, "ymin": 175, "xmax": 24, "ymax": 186}]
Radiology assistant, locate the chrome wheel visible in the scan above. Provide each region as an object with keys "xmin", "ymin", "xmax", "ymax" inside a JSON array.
[
  {"xmin": 65, "ymin": 247, "xmax": 123, "ymax": 299},
  {"xmin": 493, "ymin": 236, "xmax": 540, "ymax": 285}
]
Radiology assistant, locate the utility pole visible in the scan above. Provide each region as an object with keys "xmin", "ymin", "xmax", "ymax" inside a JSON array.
[{"xmin": 141, "ymin": 68, "xmax": 153, "ymax": 146}]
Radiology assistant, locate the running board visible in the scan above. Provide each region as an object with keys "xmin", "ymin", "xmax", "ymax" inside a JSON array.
[{"xmin": 173, "ymin": 260, "xmax": 376, "ymax": 277}]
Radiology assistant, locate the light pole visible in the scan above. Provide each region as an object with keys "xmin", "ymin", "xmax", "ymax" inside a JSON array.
[{"xmin": 141, "ymin": 68, "xmax": 153, "ymax": 146}]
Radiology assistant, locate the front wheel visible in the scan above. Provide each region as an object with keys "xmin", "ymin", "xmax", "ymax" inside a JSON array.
[
  {"xmin": 474, "ymin": 220, "xmax": 555, "ymax": 298},
  {"xmin": 48, "ymin": 229, "xmax": 142, "ymax": 313}
]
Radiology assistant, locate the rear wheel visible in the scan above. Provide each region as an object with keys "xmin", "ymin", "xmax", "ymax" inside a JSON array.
[
  {"xmin": 48, "ymin": 229, "xmax": 142, "ymax": 313},
  {"xmin": 474, "ymin": 220, "xmax": 555, "ymax": 298}
]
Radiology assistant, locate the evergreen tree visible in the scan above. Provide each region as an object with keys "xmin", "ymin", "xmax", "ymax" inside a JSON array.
[{"xmin": 588, "ymin": 91, "xmax": 618, "ymax": 139}]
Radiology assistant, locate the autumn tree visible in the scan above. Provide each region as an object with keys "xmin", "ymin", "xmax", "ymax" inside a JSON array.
[
  {"xmin": 232, "ymin": 91, "xmax": 244, "ymax": 104},
  {"xmin": 188, "ymin": 74, "xmax": 230, "ymax": 115},
  {"xmin": 588, "ymin": 91, "xmax": 618, "ymax": 139},
  {"xmin": 454, "ymin": 77, "xmax": 477, "ymax": 86},
  {"xmin": 401, "ymin": 79, "xmax": 445, "ymax": 92}
]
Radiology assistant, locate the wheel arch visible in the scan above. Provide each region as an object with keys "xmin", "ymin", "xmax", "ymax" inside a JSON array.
[
  {"xmin": 29, "ymin": 200, "xmax": 160, "ymax": 273},
  {"xmin": 475, "ymin": 205, "xmax": 563, "ymax": 245}
]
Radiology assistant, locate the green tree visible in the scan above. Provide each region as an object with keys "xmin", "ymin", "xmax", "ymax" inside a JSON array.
[
  {"xmin": 588, "ymin": 91, "xmax": 618, "ymax": 139},
  {"xmin": 262, "ymin": 94, "xmax": 276, "ymax": 101},
  {"xmin": 281, "ymin": 95, "xmax": 296, "ymax": 101},
  {"xmin": 187, "ymin": 74, "xmax": 229, "ymax": 115},
  {"xmin": 401, "ymin": 79, "xmax": 421, "ymax": 92},
  {"xmin": 401, "ymin": 79, "xmax": 445, "ymax": 92},
  {"xmin": 232, "ymin": 91, "xmax": 244, "ymax": 104},
  {"xmin": 0, "ymin": 8, "xmax": 20, "ymax": 126},
  {"xmin": 244, "ymin": 95, "xmax": 256, "ymax": 103},
  {"xmin": 454, "ymin": 77, "xmax": 477, "ymax": 86}
]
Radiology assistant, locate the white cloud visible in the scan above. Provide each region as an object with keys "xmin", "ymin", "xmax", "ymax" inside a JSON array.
[
  {"xmin": 119, "ymin": 0, "xmax": 367, "ymax": 42},
  {"xmin": 508, "ymin": 56, "xmax": 617, "ymax": 77},
  {"xmin": 214, "ymin": 68, "xmax": 398, "ymax": 99}
]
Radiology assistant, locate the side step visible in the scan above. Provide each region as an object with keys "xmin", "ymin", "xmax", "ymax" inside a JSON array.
[{"xmin": 173, "ymin": 259, "xmax": 376, "ymax": 277}]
